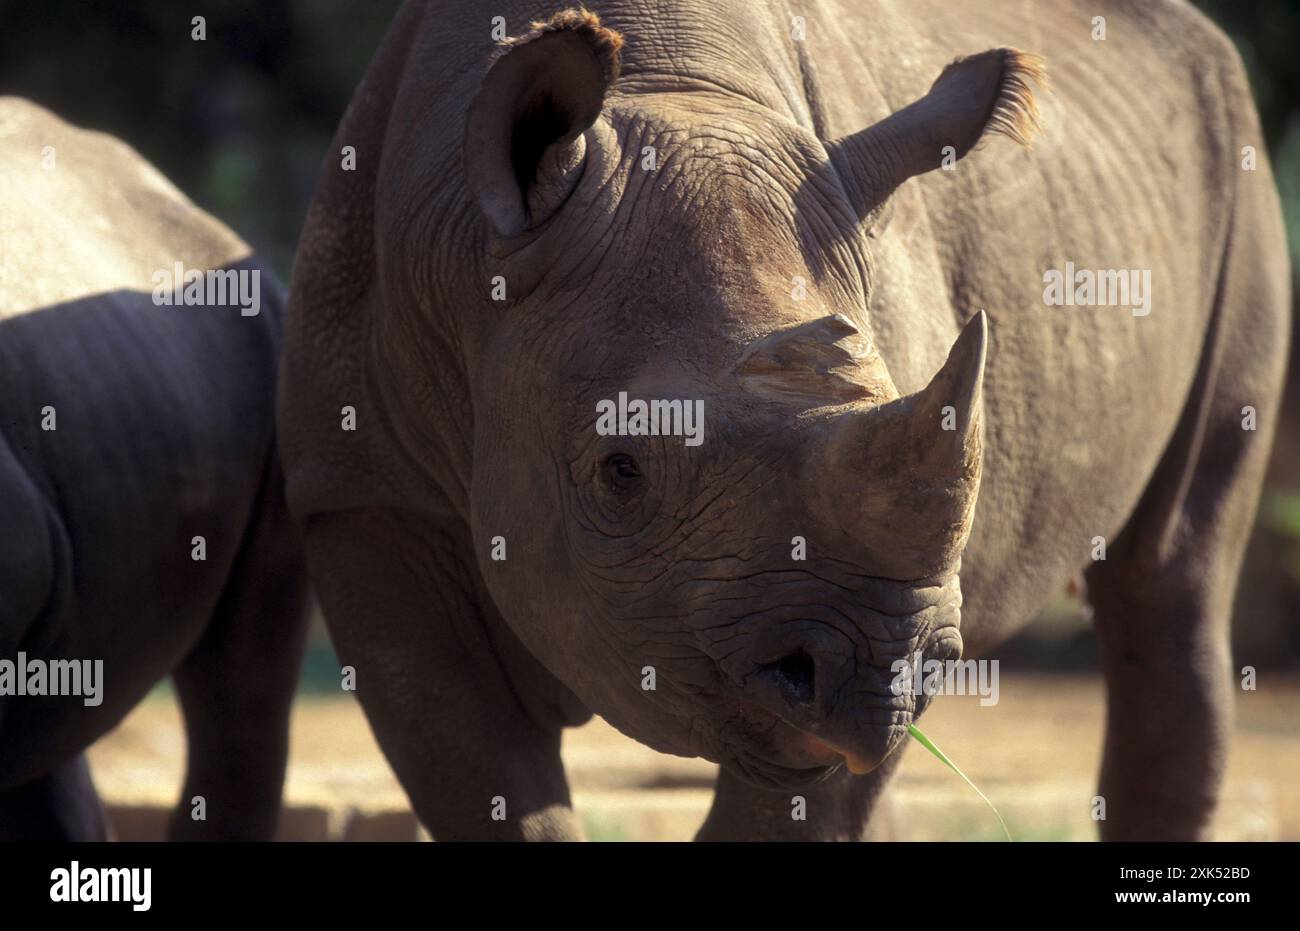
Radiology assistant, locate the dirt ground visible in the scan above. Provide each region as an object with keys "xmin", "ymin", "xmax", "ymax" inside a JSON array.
[{"xmin": 87, "ymin": 672, "xmax": 1300, "ymax": 841}]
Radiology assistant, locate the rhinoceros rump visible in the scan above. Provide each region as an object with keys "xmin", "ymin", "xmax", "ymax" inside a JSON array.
[
  {"xmin": 279, "ymin": 1, "xmax": 1290, "ymax": 840},
  {"xmin": 0, "ymin": 98, "xmax": 309, "ymax": 840}
]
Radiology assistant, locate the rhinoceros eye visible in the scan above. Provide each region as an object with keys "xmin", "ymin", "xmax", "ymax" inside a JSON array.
[{"xmin": 603, "ymin": 453, "xmax": 643, "ymax": 490}]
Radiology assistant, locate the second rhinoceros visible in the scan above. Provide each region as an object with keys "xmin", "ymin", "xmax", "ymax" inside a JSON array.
[
  {"xmin": 278, "ymin": 1, "xmax": 1290, "ymax": 840},
  {"xmin": 0, "ymin": 98, "xmax": 308, "ymax": 840}
]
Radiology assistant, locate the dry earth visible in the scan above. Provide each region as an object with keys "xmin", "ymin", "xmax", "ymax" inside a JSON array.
[{"xmin": 87, "ymin": 672, "xmax": 1300, "ymax": 841}]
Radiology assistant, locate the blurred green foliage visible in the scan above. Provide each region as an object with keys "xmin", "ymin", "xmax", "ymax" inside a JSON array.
[
  {"xmin": 1266, "ymin": 491, "xmax": 1300, "ymax": 539},
  {"xmin": 0, "ymin": 0, "xmax": 403, "ymax": 277}
]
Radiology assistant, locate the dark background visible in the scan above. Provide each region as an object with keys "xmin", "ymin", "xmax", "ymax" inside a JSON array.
[{"xmin": 1, "ymin": 0, "xmax": 1297, "ymax": 674}]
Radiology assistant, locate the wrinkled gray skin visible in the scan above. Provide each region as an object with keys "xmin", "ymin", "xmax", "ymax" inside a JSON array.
[
  {"xmin": 0, "ymin": 99, "xmax": 309, "ymax": 840},
  {"xmin": 279, "ymin": 0, "xmax": 1290, "ymax": 840}
]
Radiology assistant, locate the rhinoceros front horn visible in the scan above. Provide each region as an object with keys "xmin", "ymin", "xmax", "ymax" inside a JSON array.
[
  {"xmin": 463, "ymin": 9, "xmax": 623, "ymax": 237},
  {"xmin": 810, "ymin": 312, "xmax": 987, "ymax": 578}
]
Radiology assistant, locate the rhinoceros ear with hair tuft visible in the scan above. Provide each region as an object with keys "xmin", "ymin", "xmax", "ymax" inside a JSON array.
[
  {"xmin": 826, "ymin": 48, "xmax": 1047, "ymax": 223},
  {"xmin": 464, "ymin": 9, "xmax": 624, "ymax": 237}
]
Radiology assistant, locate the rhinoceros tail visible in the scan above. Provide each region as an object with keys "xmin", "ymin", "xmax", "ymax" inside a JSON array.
[
  {"xmin": 984, "ymin": 48, "xmax": 1049, "ymax": 147},
  {"xmin": 501, "ymin": 8, "xmax": 624, "ymax": 85}
]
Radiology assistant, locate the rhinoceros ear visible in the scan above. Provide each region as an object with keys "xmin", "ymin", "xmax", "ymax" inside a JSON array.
[
  {"xmin": 464, "ymin": 9, "xmax": 623, "ymax": 237},
  {"xmin": 826, "ymin": 49, "xmax": 1047, "ymax": 223}
]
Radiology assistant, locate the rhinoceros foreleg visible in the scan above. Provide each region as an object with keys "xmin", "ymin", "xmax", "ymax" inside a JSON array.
[
  {"xmin": 1086, "ymin": 385, "xmax": 1270, "ymax": 842},
  {"xmin": 1087, "ymin": 561, "xmax": 1234, "ymax": 841},
  {"xmin": 696, "ymin": 752, "xmax": 903, "ymax": 841},
  {"xmin": 1083, "ymin": 197, "xmax": 1287, "ymax": 840},
  {"xmin": 0, "ymin": 753, "xmax": 107, "ymax": 841},
  {"xmin": 1087, "ymin": 442, "xmax": 1273, "ymax": 840},
  {"xmin": 167, "ymin": 458, "xmax": 310, "ymax": 841},
  {"xmin": 305, "ymin": 507, "xmax": 585, "ymax": 840}
]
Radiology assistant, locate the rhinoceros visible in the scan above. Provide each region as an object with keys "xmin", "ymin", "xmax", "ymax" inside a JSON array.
[
  {"xmin": 278, "ymin": 1, "xmax": 1290, "ymax": 840},
  {"xmin": 0, "ymin": 98, "xmax": 308, "ymax": 840}
]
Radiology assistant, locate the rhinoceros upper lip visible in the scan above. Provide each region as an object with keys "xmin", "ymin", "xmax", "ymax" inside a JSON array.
[
  {"xmin": 727, "ymin": 748, "xmax": 840, "ymax": 791},
  {"xmin": 727, "ymin": 699, "xmax": 892, "ymax": 778},
  {"xmin": 794, "ymin": 731, "xmax": 881, "ymax": 774}
]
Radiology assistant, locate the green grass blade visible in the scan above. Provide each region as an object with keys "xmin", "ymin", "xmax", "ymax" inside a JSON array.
[{"xmin": 907, "ymin": 723, "xmax": 1013, "ymax": 841}]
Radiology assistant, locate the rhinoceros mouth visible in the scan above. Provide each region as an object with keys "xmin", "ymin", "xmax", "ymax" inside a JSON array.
[
  {"xmin": 720, "ymin": 728, "xmax": 910, "ymax": 792},
  {"xmin": 702, "ymin": 610, "xmax": 963, "ymax": 789},
  {"xmin": 713, "ymin": 698, "xmax": 911, "ymax": 790},
  {"xmin": 724, "ymin": 743, "xmax": 845, "ymax": 791}
]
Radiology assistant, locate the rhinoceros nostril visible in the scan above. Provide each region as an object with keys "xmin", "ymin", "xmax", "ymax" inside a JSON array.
[{"xmin": 767, "ymin": 650, "xmax": 816, "ymax": 706}]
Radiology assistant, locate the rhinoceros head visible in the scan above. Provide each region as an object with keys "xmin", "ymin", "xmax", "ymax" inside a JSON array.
[{"xmin": 460, "ymin": 10, "xmax": 1039, "ymax": 787}]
